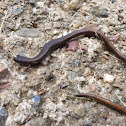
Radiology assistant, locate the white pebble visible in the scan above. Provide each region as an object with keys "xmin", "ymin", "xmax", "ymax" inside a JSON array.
[
  {"xmin": 45, "ymin": 56, "xmax": 50, "ymax": 61},
  {"xmin": 33, "ymin": 8, "xmax": 37, "ymax": 14},
  {"xmin": 41, "ymin": 60, "xmax": 48, "ymax": 66},
  {"xmin": 63, "ymin": 30, "xmax": 68, "ymax": 36},
  {"xmin": 103, "ymin": 74, "xmax": 115, "ymax": 84},
  {"xmin": 36, "ymin": 2, "xmax": 44, "ymax": 7},
  {"xmin": 41, "ymin": 56, "xmax": 50, "ymax": 65},
  {"xmin": 74, "ymin": 77, "xmax": 85, "ymax": 81}
]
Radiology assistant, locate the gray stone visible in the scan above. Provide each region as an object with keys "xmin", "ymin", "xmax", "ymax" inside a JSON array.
[
  {"xmin": 97, "ymin": 86, "xmax": 102, "ymax": 92},
  {"xmin": 113, "ymin": 25, "xmax": 126, "ymax": 31},
  {"xmin": 0, "ymin": 106, "xmax": 8, "ymax": 126},
  {"xmin": 84, "ymin": 118, "xmax": 92, "ymax": 126},
  {"xmin": 77, "ymin": 69, "xmax": 82, "ymax": 76},
  {"xmin": 29, "ymin": 0, "xmax": 36, "ymax": 4},
  {"xmin": 31, "ymin": 95, "xmax": 41, "ymax": 104},
  {"xmin": 6, "ymin": 23, "xmax": 15, "ymax": 30},
  {"xmin": 50, "ymin": 63, "xmax": 60, "ymax": 70},
  {"xmin": 26, "ymin": 117, "xmax": 46, "ymax": 126},
  {"xmin": 60, "ymin": 82, "xmax": 69, "ymax": 89},
  {"xmin": 75, "ymin": 59, "xmax": 80, "ymax": 67},
  {"xmin": 74, "ymin": 104, "xmax": 85, "ymax": 117},
  {"xmin": 57, "ymin": 105, "xmax": 67, "ymax": 112},
  {"xmin": 14, "ymin": 101, "xmax": 35, "ymax": 124},
  {"xmin": 92, "ymin": 6, "xmax": 108, "ymax": 18},
  {"xmin": 68, "ymin": 71, "xmax": 76, "ymax": 80},
  {"xmin": 41, "ymin": 8, "xmax": 49, "ymax": 15},
  {"xmin": 77, "ymin": 119, "xmax": 92, "ymax": 126},
  {"xmin": 31, "ymin": 95, "xmax": 41, "ymax": 110},
  {"xmin": 16, "ymin": 28, "xmax": 41, "ymax": 37},
  {"xmin": 12, "ymin": 8, "xmax": 23, "ymax": 16},
  {"xmin": 53, "ymin": 22, "xmax": 61, "ymax": 29},
  {"xmin": 31, "ymin": 95, "xmax": 41, "ymax": 111}
]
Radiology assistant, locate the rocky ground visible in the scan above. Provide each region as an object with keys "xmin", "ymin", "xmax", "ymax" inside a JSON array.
[{"xmin": 0, "ymin": 0, "xmax": 126, "ymax": 126}]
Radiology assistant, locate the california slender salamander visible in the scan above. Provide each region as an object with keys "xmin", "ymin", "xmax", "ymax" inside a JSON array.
[
  {"xmin": 14, "ymin": 27, "xmax": 126, "ymax": 115},
  {"xmin": 75, "ymin": 93, "xmax": 126, "ymax": 115},
  {"xmin": 14, "ymin": 27, "xmax": 126, "ymax": 66}
]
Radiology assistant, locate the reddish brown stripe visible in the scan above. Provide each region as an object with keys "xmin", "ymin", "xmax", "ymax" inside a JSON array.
[{"xmin": 75, "ymin": 93, "xmax": 126, "ymax": 115}]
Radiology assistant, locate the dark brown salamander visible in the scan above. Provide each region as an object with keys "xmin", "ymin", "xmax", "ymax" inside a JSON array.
[
  {"xmin": 75, "ymin": 93, "xmax": 126, "ymax": 115},
  {"xmin": 14, "ymin": 28, "xmax": 126, "ymax": 66},
  {"xmin": 14, "ymin": 28, "xmax": 126, "ymax": 115}
]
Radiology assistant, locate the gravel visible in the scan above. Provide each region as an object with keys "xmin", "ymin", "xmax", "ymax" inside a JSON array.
[{"xmin": 0, "ymin": 0, "xmax": 126, "ymax": 125}]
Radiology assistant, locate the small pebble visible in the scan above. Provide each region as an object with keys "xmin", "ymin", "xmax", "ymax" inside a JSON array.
[
  {"xmin": 84, "ymin": 118, "xmax": 92, "ymax": 126},
  {"xmin": 84, "ymin": 67, "xmax": 91, "ymax": 76},
  {"xmin": 50, "ymin": 63, "xmax": 60, "ymax": 70},
  {"xmin": 57, "ymin": 104, "xmax": 67, "ymax": 112},
  {"xmin": 45, "ymin": 72, "xmax": 55, "ymax": 81},
  {"xmin": 113, "ymin": 25, "xmax": 125, "ymax": 31},
  {"xmin": 60, "ymin": 82, "xmax": 69, "ymax": 89},
  {"xmin": 74, "ymin": 76, "xmax": 85, "ymax": 81},
  {"xmin": 77, "ymin": 69, "xmax": 83, "ymax": 76},
  {"xmin": 66, "ymin": 41, "xmax": 79, "ymax": 52},
  {"xmin": 41, "ymin": 56, "xmax": 50, "ymax": 66},
  {"xmin": 14, "ymin": 101, "xmax": 34, "ymax": 124},
  {"xmin": 31, "ymin": 95, "xmax": 41, "ymax": 104},
  {"xmin": 6, "ymin": 23, "xmax": 15, "ymax": 30},
  {"xmin": 73, "ymin": 23, "xmax": 80, "ymax": 28},
  {"xmin": 68, "ymin": 0, "xmax": 80, "ymax": 10},
  {"xmin": 74, "ymin": 104, "xmax": 85, "ymax": 117},
  {"xmin": 12, "ymin": 8, "xmax": 23, "ymax": 16},
  {"xmin": 75, "ymin": 59, "xmax": 81, "ymax": 67},
  {"xmin": 33, "ymin": 8, "xmax": 37, "ymax": 14},
  {"xmin": 38, "ymin": 90, "xmax": 46, "ymax": 95},
  {"xmin": 31, "ymin": 95, "xmax": 41, "ymax": 110},
  {"xmin": 92, "ymin": 6, "xmax": 108, "ymax": 18},
  {"xmin": 53, "ymin": 22, "xmax": 61, "ymax": 29},
  {"xmin": 29, "ymin": 0, "xmax": 36, "ymax": 4},
  {"xmin": 103, "ymin": 74, "xmax": 115, "ymax": 84},
  {"xmin": 0, "ymin": 106, "xmax": 8, "ymax": 126},
  {"xmin": 97, "ymin": 86, "xmax": 102, "ymax": 92},
  {"xmin": 37, "ymin": 2, "xmax": 44, "ymax": 7},
  {"xmin": 26, "ymin": 117, "xmax": 46, "ymax": 126},
  {"xmin": 41, "ymin": 8, "xmax": 49, "ymax": 15},
  {"xmin": 81, "ymin": 45, "xmax": 86, "ymax": 50},
  {"xmin": 68, "ymin": 71, "xmax": 76, "ymax": 80},
  {"xmin": 16, "ymin": 28, "xmax": 41, "ymax": 37}
]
